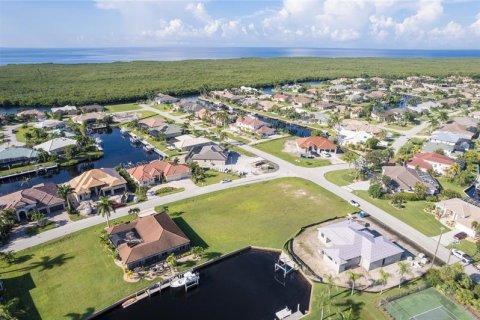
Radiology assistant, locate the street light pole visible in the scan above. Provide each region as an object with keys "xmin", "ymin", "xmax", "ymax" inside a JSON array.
[{"xmin": 430, "ymin": 227, "xmax": 445, "ymax": 269}]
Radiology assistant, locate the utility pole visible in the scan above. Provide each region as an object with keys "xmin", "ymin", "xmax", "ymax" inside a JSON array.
[{"xmin": 430, "ymin": 227, "xmax": 445, "ymax": 269}]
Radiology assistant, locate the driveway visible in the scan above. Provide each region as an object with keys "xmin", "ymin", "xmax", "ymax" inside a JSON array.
[{"xmin": 1, "ymin": 124, "xmax": 25, "ymax": 148}]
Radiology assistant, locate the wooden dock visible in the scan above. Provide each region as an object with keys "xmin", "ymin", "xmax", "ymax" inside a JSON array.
[{"xmin": 0, "ymin": 164, "xmax": 58, "ymax": 181}]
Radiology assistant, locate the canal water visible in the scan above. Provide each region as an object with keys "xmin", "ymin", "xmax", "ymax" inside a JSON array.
[
  {"xmin": 95, "ymin": 249, "xmax": 312, "ymax": 320},
  {"xmin": 0, "ymin": 128, "xmax": 160, "ymax": 195}
]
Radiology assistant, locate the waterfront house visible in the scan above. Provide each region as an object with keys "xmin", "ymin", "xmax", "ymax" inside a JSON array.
[
  {"xmin": 0, "ymin": 147, "xmax": 38, "ymax": 168},
  {"xmin": 318, "ymin": 220, "xmax": 404, "ymax": 274},
  {"xmin": 34, "ymin": 137, "xmax": 77, "ymax": 155},
  {"xmin": 127, "ymin": 160, "xmax": 191, "ymax": 187},
  {"xmin": 429, "ymin": 132, "xmax": 471, "ymax": 148},
  {"xmin": 338, "ymin": 119, "xmax": 382, "ymax": 136},
  {"xmin": 0, "ymin": 183, "xmax": 65, "ymax": 221},
  {"xmin": 295, "ymin": 136, "xmax": 337, "ymax": 154},
  {"xmin": 436, "ymin": 198, "xmax": 480, "ymax": 239},
  {"xmin": 69, "ymin": 168, "xmax": 127, "ymax": 201},
  {"xmin": 422, "ymin": 141, "xmax": 461, "ymax": 158},
  {"xmin": 138, "ymin": 118, "xmax": 182, "ymax": 139},
  {"xmin": 51, "ymin": 105, "xmax": 77, "ymax": 115},
  {"xmin": 107, "ymin": 212, "xmax": 191, "ymax": 270},
  {"xmin": 186, "ymin": 145, "xmax": 229, "ymax": 167},
  {"xmin": 72, "ymin": 112, "xmax": 105, "ymax": 126},
  {"xmin": 371, "ymin": 108, "xmax": 410, "ymax": 122},
  {"xmin": 230, "ymin": 116, "xmax": 275, "ymax": 137},
  {"xmin": 434, "ymin": 123, "xmax": 475, "ymax": 140},
  {"xmin": 33, "ymin": 119, "xmax": 67, "ymax": 130},
  {"xmin": 382, "ymin": 166, "xmax": 439, "ymax": 195},
  {"xmin": 138, "ymin": 117, "xmax": 166, "ymax": 130},
  {"xmin": 406, "ymin": 152, "xmax": 456, "ymax": 176},
  {"xmin": 336, "ymin": 129, "xmax": 372, "ymax": 147},
  {"xmin": 271, "ymin": 93, "xmax": 290, "ymax": 103},
  {"xmin": 17, "ymin": 109, "xmax": 46, "ymax": 121},
  {"xmin": 172, "ymin": 135, "xmax": 214, "ymax": 152},
  {"xmin": 258, "ymin": 100, "xmax": 276, "ymax": 111},
  {"xmin": 154, "ymin": 93, "xmax": 179, "ymax": 105},
  {"xmin": 408, "ymin": 101, "xmax": 440, "ymax": 113},
  {"xmin": 80, "ymin": 104, "xmax": 104, "ymax": 113},
  {"xmin": 313, "ymin": 101, "xmax": 334, "ymax": 111},
  {"xmin": 291, "ymin": 95, "xmax": 312, "ymax": 107}
]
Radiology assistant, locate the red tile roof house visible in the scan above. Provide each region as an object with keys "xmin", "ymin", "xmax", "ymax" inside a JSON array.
[
  {"xmin": 295, "ymin": 136, "xmax": 337, "ymax": 155},
  {"xmin": 272, "ymin": 93, "xmax": 290, "ymax": 103},
  {"xmin": 230, "ymin": 116, "xmax": 275, "ymax": 137},
  {"xmin": 107, "ymin": 212, "xmax": 191, "ymax": 270},
  {"xmin": 407, "ymin": 152, "xmax": 456, "ymax": 176},
  {"xmin": 127, "ymin": 160, "xmax": 192, "ymax": 187},
  {"xmin": 0, "ymin": 183, "xmax": 65, "ymax": 221}
]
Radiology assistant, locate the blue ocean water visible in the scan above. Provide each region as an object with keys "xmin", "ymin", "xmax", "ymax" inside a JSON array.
[{"xmin": 1, "ymin": 47, "xmax": 480, "ymax": 65}]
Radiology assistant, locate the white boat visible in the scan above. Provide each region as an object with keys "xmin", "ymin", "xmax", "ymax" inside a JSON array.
[
  {"xmin": 96, "ymin": 144, "xmax": 103, "ymax": 151},
  {"xmin": 144, "ymin": 145, "xmax": 153, "ymax": 152},
  {"xmin": 120, "ymin": 128, "xmax": 128, "ymax": 134},
  {"xmin": 130, "ymin": 137, "xmax": 140, "ymax": 143},
  {"xmin": 95, "ymin": 137, "xmax": 103, "ymax": 144},
  {"xmin": 170, "ymin": 271, "xmax": 199, "ymax": 288}
]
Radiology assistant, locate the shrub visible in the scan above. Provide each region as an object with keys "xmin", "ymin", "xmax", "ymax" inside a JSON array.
[
  {"xmin": 155, "ymin": 187, "xmax": 177, "ymax": 195},
  {"xmin": 368, "ymin": 184, "xmax": 384, "ymax": 199},
  {"xmin": 440, "ymin": 189, "xmax": 461, "ymax": 199}
]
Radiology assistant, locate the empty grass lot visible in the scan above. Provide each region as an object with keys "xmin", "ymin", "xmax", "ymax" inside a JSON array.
[
  {"xmin": 353, "ymin": 190, "xmax": 448, "ymax": 237},
  {"xmin": 325, "ymin": 169, "xmax": 357, "ymax": 186},
  {"xmin": 255, "ymin": 137, "xmax": 331, "ymax": 168},
  {"xmin": 105, "ymin": 103, "xmax": 141, "ymax": 113},
  {"xmin": 0, "ymin": 178, "xmax": 354, "ymax": 320},
  {"xmin": 193, "ymin": 169, "xmax": 241, "ymax": 186}
]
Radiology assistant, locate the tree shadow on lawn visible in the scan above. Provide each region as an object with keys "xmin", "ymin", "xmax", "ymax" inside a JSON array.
[
  {"xmin": 3, "ymin": 273, "xmax": 41, "ymax": 320},
  {"xmin": 334, "ymin": 295, "xmax": 365, "ymax": 319},
  {"xmin": 0, "ymin": 253, "xmax": 73, "ymax": 274},
  {"xmin": 65, "ymin": 307, "xmax": 95, "ymax": 320},
  {"xmin": 173, "ymin": 217, "xmax": 208, "ymax": 249}
]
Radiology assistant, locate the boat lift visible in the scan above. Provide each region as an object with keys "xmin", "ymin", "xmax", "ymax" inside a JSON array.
[{"xmin": 275, "ymin": 256, "xmax": 296, "ymax": 278}]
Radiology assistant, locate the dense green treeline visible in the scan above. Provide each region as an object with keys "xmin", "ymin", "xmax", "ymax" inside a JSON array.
[{"xmin": 1, "ymin": 58, "xmax": 479, "ymax": 108}]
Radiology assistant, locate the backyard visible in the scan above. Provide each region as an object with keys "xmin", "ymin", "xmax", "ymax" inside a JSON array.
[
  {"xmin": 0, "ymin": 178, "xmax": 354, "ymax": 319},
  {"xmin": 105, "ymin": 103, "xmax": 141, "ymax": 113},
  {"xmin": 255, "ymin": 137, "xmax": 331, "ymax": 168},
  {"xmin": 353, "ymin": 190, "xmax": 447, "ymax": 237}
]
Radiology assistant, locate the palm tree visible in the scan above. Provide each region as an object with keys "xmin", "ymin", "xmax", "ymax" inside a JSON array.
[
  {"xmin": 347, "ymin": 271, "xmax": 363, "ymax": 296},
  {"xmin": 325, "ymin": 274, "xmax": 338, "ymax": 298},
  {"xmin": 397, "ymin": 261, "xmax": 412, "ymax": 288},
  {"xmin": 378, "ymin": 269, "xmax": 392, "ymax": 294},
  {"xmin": 57, "ymin": 184, "xmax": 74, "ymax": 211},
  {"xmin": 192, "ymin": 246, "xmax": 204, "ymax": 259},
  {"xmin": 30, "ymin": 210, "xmax": 45, "ymax": 227},
  {"xmin": 96, "ymin": 196, "xmax": 115, "ymax": 228},
  {"xmin": 166, "ymin": 254, "xmax": 177, "ymax": 275},
  {"xmin": 438, "ymin": 111, "xmax": 449, "ymax": 123},
  {"xmin": 339, "ymin": 308, "xmax": 354, "ymax": 320},
  {"xmin": 128, "ymin": 207, "xmax": 140, "ymax": 218},
  {"xmin": 317, "ymin": 290, "xmax": 330, "ymax": 320},
  {"xmin": 0, "ymin": 297, "xmax": 24, "ymax": 320},
  {"xmin": 342, "ymin": 152, "xmax": 359, "ymax": 168}
]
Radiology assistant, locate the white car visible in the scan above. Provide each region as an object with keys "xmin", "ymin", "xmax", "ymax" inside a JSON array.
[
  {"xmin": 221, "ymin": 179, "xmax": 232, "ymax": 183},
  {"xmin": 451, "ymin": 249, "xmax": 473, "ymax": 265},
  {"xmin": 349, "ymin": 200, "xmax": 360, "ymax": 207}
]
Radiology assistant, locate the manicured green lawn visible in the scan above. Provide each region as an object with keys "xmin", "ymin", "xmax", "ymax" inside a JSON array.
[
  {"xmin": 1, "ymin": 178, "xmax": 354, "ymax": 320},
  {"xmin": 138, "ymin": 111, "xmax": 157, "ymax": 119},
  {"xmin": 305, "ymin": 279, "xmax": 429, "ymax": 320},
  {"xmin": 105, "ymin": 103, "xmax": 141, "ymax": 112},
  {"xmin": 193, "ymin": 169, "xmax": 240, "ymax": 186},
  {"xmin": 155, "ymin": 186, "xmax": 185, "ymax": 197},
  {"xmin": 385, "ymin": 123, "xmax": 415, "ymax": 131},
  {"xmin": 150, "ymin": 104, "xmax": 172, "ymax": 112},
  {"xmin": 0, "ymin": 161, "xmax": 56, "ymax": 177},
  {"xmin": 225, "ymin": 132, "xmax": 251, "ymax": 144},
  {"xmin": 25, "ymin": 221, "xmax": 57, "ymax": 236},
  {"xmin": 438, "ymin": 177, "xmax": 467, "ymax": 196},
  {"xmin": 255, "ymin": 137, "xmax": 331, "ymax": 168},
  {"xmin": 353, "ymin": 190, "xmax": 448, "ymax": 236},
  {"xmin": 15, "ymin": 126, "xmax": 35, "ymax": 143},
  {"xmin": 325, "ymin": 169, "xmax": 356, "ymax": 186}
]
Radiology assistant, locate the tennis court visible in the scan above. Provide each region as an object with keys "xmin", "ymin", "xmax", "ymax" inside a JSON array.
[{"xmin": 384, "ymin": 287, "xmax": 475, "ymax": 320}]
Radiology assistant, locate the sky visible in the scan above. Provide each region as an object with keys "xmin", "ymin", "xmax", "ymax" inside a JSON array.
[{"xmin": 1, "ymin": 0, "xmax": 480, "ymax": 49}]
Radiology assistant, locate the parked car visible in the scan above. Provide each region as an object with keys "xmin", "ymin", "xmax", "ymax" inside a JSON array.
[
  {"xmin": 451, "ymin": 249, "xmax": 473, "ymax": 265},
  {"xmin": 453, "ymin": 232, "xmax": 467, "ymax": 242},
  {"xmin": 221, "ymin": 179, "xmax": 232, "ymax": 183},
  {"xmin": 349, "ymin": 200, "xmax": 360, "ymax": 207},
  {"xmin": 300, "ymin": 154, "xmax": 315, "ymax": 159},
  {"xmin": 112, "ymin": 202, "xmax": 126, "ymax": 209}
]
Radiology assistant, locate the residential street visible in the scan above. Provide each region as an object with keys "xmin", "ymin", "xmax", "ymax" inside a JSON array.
[{"xmin": 0, "ymin": 124, "xmax": 24, "ymax": 148}]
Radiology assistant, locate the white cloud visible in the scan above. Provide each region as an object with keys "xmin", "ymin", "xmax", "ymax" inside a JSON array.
[
  {"xmin": 430, "ymin": 21, "xmax": 465, "ymax": 39},
  {"xmin": 369, "ymin": 15, "xmax": 395, "ymax": 40},
  {"xmin": 395, "ymin": 0, "xmax": 443, "ymax": 39},
  {"xmin": 470, "ymin": 13, "xmax": 480, "ymax": 36}
]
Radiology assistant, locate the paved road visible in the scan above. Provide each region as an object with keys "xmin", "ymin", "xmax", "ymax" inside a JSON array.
[
  {"xmin": 1, "ymin": 171, "xmax": 287, "ymax": 252},
  {"xmin": 0, "ymin": 124, "xmax": 25, "ymax": 148},
  {"xmin": 378, "ymin": 121, "xmax": 429, "ymax": 153}
]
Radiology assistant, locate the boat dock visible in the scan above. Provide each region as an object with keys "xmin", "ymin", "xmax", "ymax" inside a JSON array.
[
  {"xmin": 125, "ymin": 131, "xmax": 168, "ymax": 158},
  {"xmin": 0, "ymin": 164, "xmax": 58, "ymax": 181},
  {"xmin": 275, "ymin": 305, "xmax": 304, "ymax": 320},
  {"xmin": 275, "ymin": 253, "xmax": 297, "ymax": 278}
]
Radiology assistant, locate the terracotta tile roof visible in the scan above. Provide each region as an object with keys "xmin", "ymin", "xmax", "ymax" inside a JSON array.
[
  {"xmin": 127, "ymin": 160, "xmax": 191, "ymax": 182},
  {"xmin": 408, "ymin": 152, "xmax": 455, "ymax": 170},
  {"xmin": 138, "ymin": 117, "xmax": 166, "ymax": 128},
  {"xmin": 108, "ymin": 212, "xmax": 190, "ymax": 264},
  {"xmin": 69, "ymin": 168, "xmax": 126, "ymax": 194},
  {"xmin": 236, "ymin": 116, "xmax": 268, "ymax": 128},
  {"xmin": 0, "ymin": 183, "xmax": 64, "ymax": 211},
  {"xmin": 296, "ymin": 136, "xmax": 337, "ymax": 149}
]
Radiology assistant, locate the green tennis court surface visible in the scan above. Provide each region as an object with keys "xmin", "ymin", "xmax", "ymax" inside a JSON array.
[{"xmin": 384, "ymin": 287, "xmax": 475, "ymax": 320}]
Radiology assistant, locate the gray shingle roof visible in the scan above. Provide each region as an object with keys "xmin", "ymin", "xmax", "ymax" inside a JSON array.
[{"xmin": 0, "ymin": 147, "xmax": 38, "ymax": 162}]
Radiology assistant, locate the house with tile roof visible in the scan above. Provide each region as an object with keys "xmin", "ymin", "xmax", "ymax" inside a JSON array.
[
  {"xmin": 0, "ymin": 183, "xmax": 65, "ymax": 221},
  {"xmin": 51, "ymin": 105, "xmax": 77, "ymax": 115},
  {"xmin": 230, "ymin": 116, "xmax": 275, "ymax": 137},
  {"xmin": 382, "ymin": 166, "xmax": 439, "ymax": 195},
  {"xmin": 295, "ymin": 136, "xmax": 337, "ymax": 154},
  {"xmin": 318, "ymin": 220, "xmax": 404, "ymax": 273},
  {"xmin": 127, "ymin": 160, "xmax": 191, "ymax": 187},
  {"xmin": 108, "ymin": 212, "xmax": 190, "ymax": 270},
  {"xmin": 186, "ymin": 145, "xmax": 229, "ymax": 167},
  {"xmin": 436, "ymin": 198, "xmax": 480, "ymax": 238},
  {"xmin": 17, "ymin": 109, "xmax": 46, "ymax": 121},
  {"xmin": 34, "ymin": 137, "xmax": 77, "ymax": 155},
  {"xmin": 68, "ymin": 168, "xmax": 127, "ymax": 201},
  {"xmin": 407, "ymin": 152, "xmax": 456, "ymax": 175},
  {"xmin": 172, "ymin": 134, "xmax": 214, "ymax": 152},
  {"xmin": 72, "ymin": 112, "xmax": 105, "ymax": 126}
]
